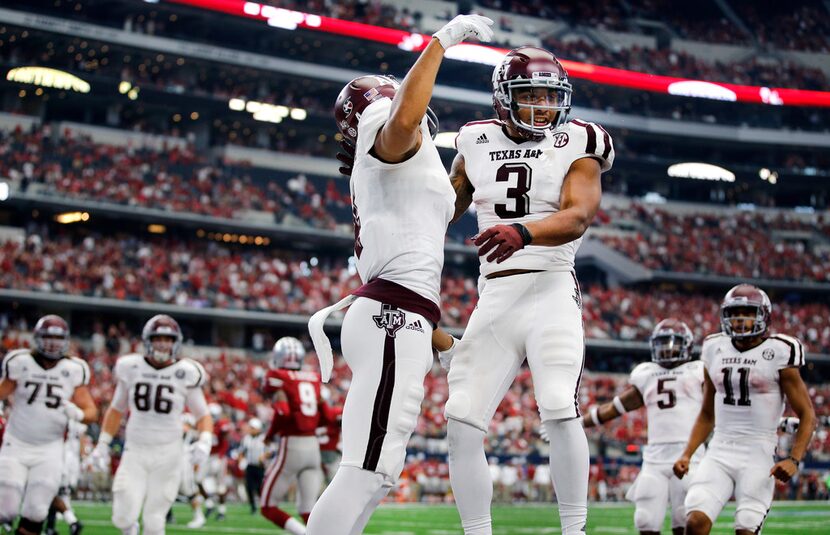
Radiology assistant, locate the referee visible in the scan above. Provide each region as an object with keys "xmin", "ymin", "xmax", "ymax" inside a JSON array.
[{"xmin": 239, "ymin": 418, "xmax": 266, "ymax": 514}]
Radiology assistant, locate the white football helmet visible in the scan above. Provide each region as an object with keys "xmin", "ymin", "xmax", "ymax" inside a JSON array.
[{"xmin": 271, "ymin": 337, "xmax": 305, "ymax": 370}]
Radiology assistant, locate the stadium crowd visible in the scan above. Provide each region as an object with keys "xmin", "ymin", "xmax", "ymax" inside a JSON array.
[
  {"xmin": 0, "ymin": 125, "xmax": 350, "ymax": 229},
  {"xmin": 596, "ymin": 206, "xmax": 830, "ymax": 282},
  {"xmin": 2, "ymin": 226, "xmax": 830, "ymax": 351}
]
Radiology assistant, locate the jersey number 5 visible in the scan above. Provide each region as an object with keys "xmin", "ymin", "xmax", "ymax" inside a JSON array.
[
  {"xmin": 656, "ymin": 377, "xmax": 677, "ymax": 409},
  {"xmin": 134, "ymin": 382, "xmax": 175, "ymax": 414},
  {"xmin": 495, "ymin": 163, "xmax": 532, "ymax": 219}
]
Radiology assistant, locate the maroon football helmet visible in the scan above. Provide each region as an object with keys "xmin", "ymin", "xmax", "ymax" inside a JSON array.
[
  {"xmin": 720, "ymin": 284, "xmax": 771, "ymax": 339},
  {"xmin": 334, "ymin": 75, "xmax": 438, "ymax": 144},
  {"xmin": 142, "ymin": 314, "xmax": 183, "ymax": 363},
  {"xmin": 33, "ymin": 314, "xmax": 70, "ymax": 360},
  {"xmin": 649, "ymin": 318, "xmax": 694, "ymax": 365},
  {"xmin": 492, "ymin": 46, "xmax": 572, "ymax": 140}
]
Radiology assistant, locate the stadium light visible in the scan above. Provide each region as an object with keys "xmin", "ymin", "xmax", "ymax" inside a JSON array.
[
  {"xmin": 229, "ymin": 98, "xmax": 307, "ymax": 123},
  {"xmin": 667, "ymin": 162, "xmax": 735, "ymax": 182},
  {"xmin": 0, "ymin": 182, "xmax": 8, "ymax": 202},
  {"xmin": 55, "ymin": 211, "xmax": 90, "ymax": 224},
  {"xmin": 7, "ymin": 67, "xmax": 91, "ymax": 94},
  {"xmin": 759, "ymin": 168, "xmax": 779, "ymax": 184},
  {"xmin": 148, "ymin": 224, "xmax": 167, "ymax": 233},
  {"xmin": 167, "ymin": 0, "xmax": 830, "ymax": 108}
]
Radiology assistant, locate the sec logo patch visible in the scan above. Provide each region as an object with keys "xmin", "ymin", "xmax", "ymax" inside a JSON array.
[{"xmin": 552, "ymin": 132, "xmax": 569, "ymax": 148}]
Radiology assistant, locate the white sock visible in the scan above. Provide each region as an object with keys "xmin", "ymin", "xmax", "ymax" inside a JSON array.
[
  {"xmin": 285, "ymin": 517, "xmax": 306, "ymax": 535},
  {"xmin": 64, "ymin": 509, "xmax": 78, "ymax": 525},
  {"xmin": 122, "ymin": 523, "xmax": 139, "ymax": 535},
  {"xmin": 544, "ymin": 418, "xmax": 589, "ymax": 534},
  {"xmin": 218, "ymin": 504, "xmax": 226, "ymax": 514},
  {"xmin": 205, "ymin": 498, "xmax": 215, "ymax": 510},
  {"xmin": 306, "ymin": 466, "xmax": 391, "ymax": 535},
  {"xmin": 448, "ymin": 419, "xmax": 492, "ymax": 535}
]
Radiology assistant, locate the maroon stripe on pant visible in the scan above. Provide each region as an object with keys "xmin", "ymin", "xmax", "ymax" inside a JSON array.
[
  {"xmin": 362, "ymin": 330, "xmax": 397, "ymax": 471},
  {"xmin": 570, "ymin": 271, "xmax": 586, "ymax": 417}
]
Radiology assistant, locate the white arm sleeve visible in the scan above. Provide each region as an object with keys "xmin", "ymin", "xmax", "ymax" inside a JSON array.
[
  {"xmin": 186, "ymin": 388, "xmax": 209, "ymax": 420},
  {"xmin": 111, "ymin": 382, "xmax": 129, "ymax": 412}
]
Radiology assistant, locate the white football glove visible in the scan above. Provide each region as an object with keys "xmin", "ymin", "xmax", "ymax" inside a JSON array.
[
  {"xmin": 778, "ymin": 417, "xmax": 800, "ymax": 434},
  {"xmin": 87, "ymin": 441, "xmax": 111, "ymax": 473},
  {"xmin": 538, "ymin": 425, "xmax": 550, "ymax": 443},
  {"xmin": 437, "ymin": 336, "xmax": 459, "ymax": 371},
  {"xmin": 432, "ymin": 14, "xmax": 494, "ymax": 50},
  {"xmin": 62, "ymin": 400, "xmax": 85, "ymax": 422},
  {"xmin": 189, "ymin": 432, "xmax": 213, "ymax": 467}
]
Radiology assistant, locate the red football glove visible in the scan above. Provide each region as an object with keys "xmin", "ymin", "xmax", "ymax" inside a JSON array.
[
  {"xmin": 474, "ymin": 223, "xmax": 532, "ymax": 263},
  {"xmin": 336, "ymin": 138, "xmax": 355, "ymax": 177}
]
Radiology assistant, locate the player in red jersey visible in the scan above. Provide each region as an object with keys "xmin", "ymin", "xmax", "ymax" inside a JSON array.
[{"xmin": 260, "ymin": 337, "xmax": 331, "ymax": 535}]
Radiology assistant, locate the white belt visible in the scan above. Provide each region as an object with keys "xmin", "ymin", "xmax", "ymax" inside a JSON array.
[{"xmin": 307, "ymin": 294, "xmax": 357, "ymax": 383}]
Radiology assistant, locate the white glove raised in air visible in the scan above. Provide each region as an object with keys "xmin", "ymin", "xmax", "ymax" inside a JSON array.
[
  {"xmin": 62, "ymin": 400, "xmax": 85, "ymax": 422},
  {"xmin": 432, "ymin": 14, "xmax": 494, "ymax": 50},
  {"xmin": 437, "ymin": 337, "xmax": 459, "ymax": 371},
  {"xmin": 189, "ymin": 431, "xmax": 213, "ymax": 467}
]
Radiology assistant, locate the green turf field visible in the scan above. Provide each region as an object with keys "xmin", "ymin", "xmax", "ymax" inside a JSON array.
[{"xmin": 45, "ymin": 501, "xmax": 830, "ymax": 534}]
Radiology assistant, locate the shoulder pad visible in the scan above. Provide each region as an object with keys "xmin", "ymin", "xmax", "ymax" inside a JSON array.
[
  {"xmin": 769, "ymin": 334, "xmax": 806, "ymax": 367},
  {"xmin": 181, "ymin": 358, "xmax": 207, "ymax": 388}
]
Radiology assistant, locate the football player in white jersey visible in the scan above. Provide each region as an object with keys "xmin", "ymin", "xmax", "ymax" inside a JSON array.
[
  {"xmin": 305, "ymin": 14, "xmax": 494, "ymax": 535},
  {"xmin": 45, "ymin": 419, "xmax": 87, "ymax": 535},
  {"xmin": 673, "ymin": 284, "xmax": 816, "ymax": 535},
  {"xmin": 583, "ymin": 319, "xmax": 704, "ymax": 535},
  {"xmin": 0, "ymin": 315, "xmax": 97, "ymax": 535},
  {"xmin": 442, "ymin": 46, "xmax": 614, "ymax": 535},
  {"xmin": 87, "ymin": 315, "xmax": 213, "ymax": 535}
]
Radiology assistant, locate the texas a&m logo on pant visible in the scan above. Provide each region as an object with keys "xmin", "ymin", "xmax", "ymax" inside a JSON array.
[{"xmin": 372, "ymin": 304, "xmax": 406, "ymax": 338}]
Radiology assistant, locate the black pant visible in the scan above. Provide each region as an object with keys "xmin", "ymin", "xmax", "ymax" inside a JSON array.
[{"xmin": 245, "ymin": 464, "xmax": 265, "ymax": 512}]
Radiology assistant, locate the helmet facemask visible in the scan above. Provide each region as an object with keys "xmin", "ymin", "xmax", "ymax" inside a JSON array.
[
  {"xmin": 650, "ymin": 334, "xmax": 691, "ymax": 364},
  {"xmin": 721, "ymin": 305, "xmax": 767, "ymax": 339},
  {"xmin": 426, "ymin": 107, "xmax": 440, "ymax": 140},
  {"xmin": 146, "ymin": 334, "xmax": 179, "ymax": 364},
  {"xmin": 35, "ymin": 333, "xmax": 69, "ymax": 360},
  {"xmin": 649, "ymin": 319, "xmax": 693, "ymax": 365},
  {"xmin": 495, "ymin": 77, "xmax": 572, "ymax": 138}
]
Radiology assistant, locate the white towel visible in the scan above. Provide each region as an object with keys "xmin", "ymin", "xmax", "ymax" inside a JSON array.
[{"xmin": 307, "ymin": 294, "xmax": 357, "ymax": 383}]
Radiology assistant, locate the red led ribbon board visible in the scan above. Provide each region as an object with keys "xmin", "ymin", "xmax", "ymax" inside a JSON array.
[{"xmin": 167, "ymin": 0, "xmax": 830, "ymax": 108}]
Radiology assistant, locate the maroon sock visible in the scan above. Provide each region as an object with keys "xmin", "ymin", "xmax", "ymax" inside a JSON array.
[
  {"xmin": 300, "ymin": 512, "xmax": 310, "ymax": 523},
  {"xmin": 260, "ymin": 506, "xmax": 291, "ymax": 528}
]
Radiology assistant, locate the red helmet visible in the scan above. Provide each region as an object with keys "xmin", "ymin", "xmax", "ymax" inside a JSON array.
[
  {"xmin": 649, "ymin": 318, "xmax": 694, "ymax": 365},
  {"xmin": 270, "ymin": 336, "xmax": 305, "ymax": 370},
  {"xmin": 142, "ymin": 314, "xmax": 183, "ymax": 363},
  {"xmin": 492, "ymin": 46, "xmax": 572, "ymax": 140},
  {"xmin": 334, "ymin": 75, "xmax": 438, "ymax": 144},
  {"xmin": 33, "ymin": 314, "xmax": 70, "ymax": 360},
  {"xmin": 720, "ymin": 284, "xmax": 771, "ymax": 339}
]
